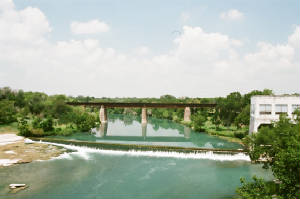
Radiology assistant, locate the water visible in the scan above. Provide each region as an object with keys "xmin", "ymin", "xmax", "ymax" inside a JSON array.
[
  {"xmin": 51, "ymin": 115, "xmax": 243, "ymax": 149},
  {"xmin": 0, "ymin": 115, "xmax": 273, "ymax": 199}
]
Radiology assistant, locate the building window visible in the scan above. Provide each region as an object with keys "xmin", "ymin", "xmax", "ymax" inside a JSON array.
[
  {"xmin": 275, "ymin": 104, "xmax": 288, "ymax": 114},
  {"xmin": 292, "ymin": 104, "xmax": 300, "ymax": 113},
  {"xmin": 259, "ymin": 104, "xmax": 272, "ymax": 115}
]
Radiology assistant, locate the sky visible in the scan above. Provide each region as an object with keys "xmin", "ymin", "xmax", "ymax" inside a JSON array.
[{"xmin": 0, "ymin": 0, "xmax": 299, "ymax": 98}]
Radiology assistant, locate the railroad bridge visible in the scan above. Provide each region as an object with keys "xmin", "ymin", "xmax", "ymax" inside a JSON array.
[{"xmin": 66, "ymin": 102, "xmax": 216, "ymax": 124}]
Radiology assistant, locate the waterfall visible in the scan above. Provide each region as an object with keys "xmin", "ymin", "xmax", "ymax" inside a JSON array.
[{"xmin": 35, "ymin": 140, "xmax": 251, "ymax": 161}]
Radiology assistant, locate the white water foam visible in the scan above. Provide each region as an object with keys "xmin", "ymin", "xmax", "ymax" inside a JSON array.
[{"xmin": 30, "ymin": 139, "xmax": 250, "ymax": 161}]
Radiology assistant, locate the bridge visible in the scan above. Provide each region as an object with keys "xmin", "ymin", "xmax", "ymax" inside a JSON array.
[{"xmin": 66, "ymin": 102, "xmax": 216, "ymax": 124}]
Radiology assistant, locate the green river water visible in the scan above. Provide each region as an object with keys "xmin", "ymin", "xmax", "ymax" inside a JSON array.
[{"xmin": 0, "ymin": 115, "xmax": 272, "ymax": 199}]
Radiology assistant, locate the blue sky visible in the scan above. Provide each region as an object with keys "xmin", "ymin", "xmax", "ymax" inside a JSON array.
[
  {"xmin": 0, "ymin": 0, "xmax": 299, "ymax": 97},
  {"xmin": 14, "ymin": 0, "xmax": 299, "ymax": 53}
]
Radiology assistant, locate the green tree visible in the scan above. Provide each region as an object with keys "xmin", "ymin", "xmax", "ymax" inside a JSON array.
[
  {"xmin": 27, "ymin": 93, "xmax": 46, "ymax": 114},
  {"xmin": 15, "ymin": 90, "xmax": 26, "ymax": 108},
  {"xmin": 234, "ymin": 104, "xmax": 250, "ymax": 128},
  {"xmin": 236, "ymin": 176, "xmax": 280, "ymax": 199},
  {"xmin": 0, "ymin": 100, "xmax": 16, "ymax": 124},
  {"xmin": 242, "ymin": 114, "xmax": 300, "ymax": 198},
  {"xmin": 40, "ymin": 117, "xmax": 54, "ymax": 132},
  {"xmin": 17, "ymin": 118, "xmax": 32, "ymax": 137},
  {"xmin": 191, "ymin": 113, "xmax": 206, "ymax": 131}
]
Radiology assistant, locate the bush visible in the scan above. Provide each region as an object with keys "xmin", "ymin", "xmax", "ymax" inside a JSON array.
[
  {"xmin": 55, "ymin": 125, "xmax": 75, "ymax": 136},
  {"xmin": 40, "ymin": 117, "xmax": 54, "ymax": 132},
  {"xmin": 0, "ymin": 100, "xmax": 17, "ymax": 124},
  {"xmin": 234, "ymin": 131, "xmax": 245, "ymax": 139},
  {"xmin": 30, "ymin": 128, "xmax": 44, "ymax": 137},
  {"xmin": 236, "ymin": 176, "xmax": 281, "ymax": 199},
  {"xmin": 17, "ymin": 118, "xmax": 32, "ymax": 137},
  {"xmin": 191, "ymin": 114, "xmax": 206, "ymax": 132},
  {"xmin": 32, "ymin": 117, "xmax": 42, "ymax": 129}
]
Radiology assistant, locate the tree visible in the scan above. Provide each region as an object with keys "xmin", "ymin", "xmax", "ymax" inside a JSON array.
[
  {"xmin": 234, "ymin": 104, "xmax": 250, "ymax": 128},
  {"xmin": 15, "ymin": 90, "xmax": 26, "ymax": 108},
  {"xmin": 236, "ymin": 176, "xmax": 280, "ymax": 199},
  {"xmin": 242, "ymin": 114, "xmax": 300, "ymax": 198},
  {"xmin": 191, "ymin": 113, "xmax": 206, "ymax": 131},
  {"xmin": 0, "ymin": 100, "xmax": 16, "ymax": 124},
  {"xmin": 27, "ymin": 93, "xmax": 46, "ymax": 114}
]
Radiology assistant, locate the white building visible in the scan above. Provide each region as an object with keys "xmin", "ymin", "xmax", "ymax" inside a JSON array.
[{"xmin": 249, "ymin": 95, "xmax": 300, "ymax": 134}]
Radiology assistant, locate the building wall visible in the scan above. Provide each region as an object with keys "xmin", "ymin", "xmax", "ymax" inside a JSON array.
[{"xmin": 249, "ymin": 96, "xmax": 300, "ymax": 134}]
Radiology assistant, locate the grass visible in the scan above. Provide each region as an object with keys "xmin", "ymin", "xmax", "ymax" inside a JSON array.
[
  {"xmin": 200, "ymin": 118, "xmax": 248, "ymax": 145},
  {"xmin": 0, "ymin": 122, "xmax": 19, "ymax": 134}
]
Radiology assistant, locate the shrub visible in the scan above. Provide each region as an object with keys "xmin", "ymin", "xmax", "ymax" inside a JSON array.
[
  {"xmin": 234, "ymin": 131, "xmax": 245, "ymax": 139},
  {"xmin": 55, "ymin": 125, "xmax": 75, "ymax": 136},
  {"xmin": 0, "ymin": 100, "xmax": 17, "ymax": 124},
  {"xmin": 30, "ymin": 128, "xmax": 44, "ymax": 137},
  {"xmin": 40, "ymin": 117, "xmax": 54, "ymax": 132},
  {"xmin": 17, "ymin": 118, "xmax": 32, "ymax": 137}
]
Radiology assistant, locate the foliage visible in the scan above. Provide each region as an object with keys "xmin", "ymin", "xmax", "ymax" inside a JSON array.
[
  {"xmin": 55, "ymin": 125, "xmax": 76, "ymax": 136},
  {"xmin": 234, "ymin": 104, "xmax": 250, "ymax": 128},
  {"xmin": 72, "ymin": 109, "xmax": 97, "ymax": 132},
  {"xmin": 191, "ymin": 113, "xmax": 206, "ymax": 131},
  {"xmin": 40, "ymin": 117, "xmax": 54, "ymax": 132},
  {"xmin": 213, "ymin": 89, "xmax": 273, "ymax": 128},
  {"xmin": 17, "ymin": 118, "xmax": 32, "ymax": 137},
  {"xmin": 236, "ymin": 176, "xmax": 281, "ymax": 199},
  {"xmin": 27, "ymin": 93, "xmax": 47, "ymax": 114},
  {"xmin": 234, "ymin": 131, "xmax": 246, "ymax": 139},
  {"xmin": 0, "ymin": 100, "xmax": 16, "ymax": 124},
  {"xmin": 241, "ymin": 114, "xmax": 300, "ymax": 198}
]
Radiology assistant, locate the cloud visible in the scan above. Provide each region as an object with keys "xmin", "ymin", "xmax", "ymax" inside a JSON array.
[
  {"xmin": 70, "ymin": 19, "xmax": 109, "ymax": 35},
  {"xmin": 0, "ymin": 1, "xmax": 51, "ymax": 44},
  {"xmin": 220, "ymin": 9, "xmax": 244, "ymax": 21},
  {"xmin": 0, "ymin": 1, "xmax": 299, "ymax": 97}
]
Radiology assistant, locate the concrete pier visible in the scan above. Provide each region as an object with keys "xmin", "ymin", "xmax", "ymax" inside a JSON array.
[
  {"xmin": 142, "ymin": 123, "xmax": 147, "ymax": 139},
  {"xmin": 100, "ymin": 122, "xmax": 108, "ymax": 137},
  {"xmin": 99, "ymin": 105, "xmax": 108, "ymax": 123},
  {"xmin": 141, "ymin": 108, "xmax": 147, "ymax": 124},
  {"xmin": 184, "ymin": 126, "xmax": 191, "ymax": 139},
  {"xmin": 184, "ymin": 107, "xmax": 191, "ymax": 122}
]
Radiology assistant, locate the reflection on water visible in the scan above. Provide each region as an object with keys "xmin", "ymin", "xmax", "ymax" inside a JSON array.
[{"xmin": 80, "ymin": 114, "xmax": 242, "ymax": 149}]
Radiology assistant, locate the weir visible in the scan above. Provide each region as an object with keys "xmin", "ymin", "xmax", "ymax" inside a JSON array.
[{"xmin": 30, "ymin": 137, "xmax": 246, "ymax": 155}]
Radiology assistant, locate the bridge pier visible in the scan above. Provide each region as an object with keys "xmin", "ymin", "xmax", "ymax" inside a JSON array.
[
  {"xmin": 142, "ymin": 123, "xmax": 147, "ymax": 139},
  {"xmin": 184, "ymin": 107, "xmax": 191, "ymax": 122},
  {"xmin": 184, "ymin": 126, "xmax": 191, "ymax": 139},
  {"xmin": 141, "ymin": 108, "xmax": 147, "ymax": 124},
  {"xmin": 99, "ymin": 105, "xmax": 108, "ymax": 123}
]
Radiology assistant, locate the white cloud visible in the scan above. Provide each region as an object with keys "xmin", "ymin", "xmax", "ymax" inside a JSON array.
[
  {"xmin": 220, "ymin": 9, "xmax": 244, "ymax": 21},
  {"xmin": 70, "ymin": 19, "xmax": 109, "ymax": 35},
  {"xmin": 0, "ymin": 0, "xmax": 14, "ymax": 11},
  {"xmin": 0, "ymin": 1, "xmax": 299, "ymax": 97}
]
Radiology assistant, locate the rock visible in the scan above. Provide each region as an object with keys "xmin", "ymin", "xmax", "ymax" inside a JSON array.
[
  {"xmin": 24, "ymin": 138, "xmax": 34, "ymax": 144},
  {"xmin": 9, "ymin": 184, "xmax": 26, "ymax": 189}
]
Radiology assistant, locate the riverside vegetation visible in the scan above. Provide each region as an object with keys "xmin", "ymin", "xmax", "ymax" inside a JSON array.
[{"xmin": 1, "ymin": 86, "xmax": 299, "ymax": 198}]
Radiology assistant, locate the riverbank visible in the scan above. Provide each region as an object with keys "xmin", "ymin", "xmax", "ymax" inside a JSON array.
[
  {"xmin": 179, "ymin": 119, "xmax": 245, "ymax": 145},
  {"xmin": 0, "ymin": 133, "xmax": 67, "ymax": 168}
]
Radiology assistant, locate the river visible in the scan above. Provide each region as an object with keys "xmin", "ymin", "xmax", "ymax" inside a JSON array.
[{"xmin": 0, "ymin": 115, "xmax": 272, "ymax": 199}]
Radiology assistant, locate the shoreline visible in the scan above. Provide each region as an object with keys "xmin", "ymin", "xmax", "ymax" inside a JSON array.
[{"xmin": 0, "ymin": 133, "xmax": 67, "ymax": 168}]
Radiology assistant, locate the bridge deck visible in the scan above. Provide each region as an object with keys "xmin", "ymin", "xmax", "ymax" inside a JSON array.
[{"xmin": 66, "ymin": 102, "xmax": 216, "ymax": 108}]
